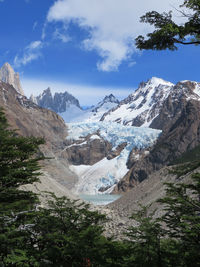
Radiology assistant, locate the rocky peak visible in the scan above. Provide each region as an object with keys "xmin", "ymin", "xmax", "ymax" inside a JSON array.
[
  {"xmin": 101, "ymin": 77, "xmax": 174, "ymax": 127},
  {"xmin": 172, "ymin": 80, "xmax": 200, "ymax": 99},
  {"xmin": 0, "ymin": 62, "xmax": 24, "ymax": 95},
  {"xmin": 41, "ymin": 87, "xmax": 52, "ymax": 97},
  {"xmin": 102, "ymin": 94, "xmax": 119, "ymax": 104},
  {"xmin": 33, "ymin": 87, "xmax": 81, "ymax": 113},
  {"xmin": 29, "ymin": 94, "xmax": 37, "ymax": 104},
  {"xmin": 36, "ymin": 87, "xmax": 54, "ymax": 110},
  {"xmin": 91, "ymin": 94, "xmax": 119, "ymax": 113}
]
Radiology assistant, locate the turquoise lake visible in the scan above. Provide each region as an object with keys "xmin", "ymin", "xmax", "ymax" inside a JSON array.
[{"xmin": 79, "ymin": 194, "xmax": 121, "ymax": 205}]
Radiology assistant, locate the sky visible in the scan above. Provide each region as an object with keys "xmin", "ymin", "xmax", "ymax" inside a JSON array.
[{"xmin": 0, "ymin": 0, "xmax": 199, "ymax": 106}]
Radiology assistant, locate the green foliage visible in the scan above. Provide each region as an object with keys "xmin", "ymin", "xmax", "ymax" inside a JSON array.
[
  {"xmin": 169, "ymin": 161, "xmax": 200, "ymax": 177},
  {"xmin": 159, "ymin": 173, "xmax": 200, "ymax": 266},
  {"xmin": 135, "ymin": 0, "xmax": 200, "ymax": 50},
  {"xmin": 28, "ymin": 195, "xmax": 108, "ymax": 266},
  {"xmin": 24, "ymin": 194, "xmax": 131, "ymax": 267},
  {"xmin": 0, "ymin": 108, "xmax": 44, "ymax": 266},
  {"xmin": 126, "ymin": 172, "xmax": 200, "ymax": 266},
  {"xmin": 0, "ymin": 110, "xmax": 45, "ymax": 192},
  {"xmin": 126, "ymin": 206, "xmax": 167, "ymax": 267}
]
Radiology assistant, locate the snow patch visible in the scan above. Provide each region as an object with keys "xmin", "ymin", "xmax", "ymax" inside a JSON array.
[
  {"xmin": 58, "ymin": 104, "xmax": 84, "ymax": 123},
  {"xmin": 90, "ymin": 134, "xmax": 101, "ymax": 140}
]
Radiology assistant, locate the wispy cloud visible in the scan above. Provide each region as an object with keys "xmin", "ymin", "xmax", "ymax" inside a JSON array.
[
  {"xmin": 14, "ymin": 40, "xmax": 43, "ymax": 68},
  {"xmin": 32, "ymin": 21, "xmax": 38, "ymax": 31},
  {"xmin": 47, "ymin": 0, "xmax": 184, "ymax": 72},
  {"xmin": 53, "ymin": 28, "xmax": 71, "ymax": 43}
]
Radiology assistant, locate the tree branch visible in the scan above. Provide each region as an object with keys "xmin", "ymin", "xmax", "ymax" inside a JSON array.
[{"xmin": 173, "ymin": 38, "xmax": 200, "ymax": 45}]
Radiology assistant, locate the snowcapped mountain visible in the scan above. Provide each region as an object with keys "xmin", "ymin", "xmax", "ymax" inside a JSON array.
[
  {"xmin": 70, "ymin": 94, "xmax": 119, "ymax": 123},
  {"xmin": 0, "ymin": 63, "xmax": 24, "ymax": 95},
  {"xmin": 31, "ymin": 87, "xmax": 84, "ymax": 122},
  {"xmin": 101, "ymin": 78, "xmax": 200, "ymax": 129},
  {"xmin": 150, "ymin": 80, "xmax": 200, "ymax": 130},
  {"xmin": 101, "ymin": 77, "xmax": 174, "ymax": 127},
  {"xmin": 31, "ymin": 89, "xmax": 119, "ymax": 123},
  {"xmin": 27, "ymin": 77, "xmax": 200, "ymax": 197}
]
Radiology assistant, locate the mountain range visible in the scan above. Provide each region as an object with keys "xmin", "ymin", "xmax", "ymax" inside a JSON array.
[
  {"xmin": 28, "ymin": 68, "xmax": 200, "ymax": 197},
  {"xmin": 1, "ymin": 62, "xmax": 200, "ymax": 209},
  {"xmin": 31, "ymin": 87, "xmax": 120, "ymax": 123}
]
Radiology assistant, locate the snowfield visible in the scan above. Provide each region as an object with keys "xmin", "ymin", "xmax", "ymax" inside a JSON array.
[
  {"xmin": 101, "ymin": 77, "xmax": 174, "ymax": 126},
  {"xmin": 59, "ymin": 94, "xmax": 119, "ymax": 123},
  {"xmin": 67, "ymin": 122, "xmax": 161, "ymax": 195}
]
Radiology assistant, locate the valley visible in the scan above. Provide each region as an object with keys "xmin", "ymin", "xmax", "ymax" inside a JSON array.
[
  {"xmin": 1, "ymin": 0, "xmax": 200, "ymax": 265},
  {"xmin": 1, "ymin": 62, "xmax": 200, "ymax": 210}
]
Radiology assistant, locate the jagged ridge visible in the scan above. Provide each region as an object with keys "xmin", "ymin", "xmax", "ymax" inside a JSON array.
[
  {"xmin": 101, "ymin": 77, "xmax": 174, "ymax": 127},
  {"xmin": 32, "ymin": 87, "xmax": 81, "ymax": 113}
]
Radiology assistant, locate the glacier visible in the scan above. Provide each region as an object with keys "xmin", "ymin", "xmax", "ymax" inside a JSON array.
[{"xmin": 67, "ymin": 122, "xmax": 161, "ymax": 195}]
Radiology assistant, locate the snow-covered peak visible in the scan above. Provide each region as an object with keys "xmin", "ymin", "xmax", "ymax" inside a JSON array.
[
  {"xmin": 101, "ymin": 77, "xmax": 174, "ymax": 127},
  {"xmin": 134, "ymin": 77, "xmax": 174, "ymax": 96},
  {"xmin": 68, "ymin": 94, "xmax": 119, "ymax": 123},
  {"xmin": 101, "ymin": 94, "xmax": 119, "ymax": 104},
  {"xmin": 91, "ymin": 94, "xmax": 119, "ymax": 112},
  {"xmin": 147, "ymin": 77, "xmax": 173, "ymax": 87},
  {"xmin": 101, "ymin": 78, "xmax": 200, "ymax": 128},
  {"xmin": 0, "ymin": 62, "xmax": 24, "ymax": 95},
  {"xmin": 193, "ymin": 82, "xmax": 200, "ymax": 97}
]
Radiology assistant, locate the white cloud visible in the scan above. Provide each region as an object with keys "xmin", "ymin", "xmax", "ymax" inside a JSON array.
[
  {"xmin": 27, "ymin": 41, "xmax": 42, "ymax": 50},
  {"xmin": 128, "ymin": 61, "xmax": 136, "ymax": 68},
  {"xmin": 21, "ymin": 78, "xmax": 134, "ymax": 106},
  {"xmin": 47, "ymin": 0, "xmax": 183, "ymax": 71},
  {"xmin": 14, "ymin": 41, "xmax": 43, "ymax": 68},
  {"xmin": 53, "ymin": 28, "xmax": 71, "ymax": 43},
  {"xmin": 32, "ymin": 21, "xmax": 38, "ymax": 31}
]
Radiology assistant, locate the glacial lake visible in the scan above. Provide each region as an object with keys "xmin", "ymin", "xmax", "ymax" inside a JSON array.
[{"xmin": 79, "ymin": 194, "xmax": 121, "ymax": 206}]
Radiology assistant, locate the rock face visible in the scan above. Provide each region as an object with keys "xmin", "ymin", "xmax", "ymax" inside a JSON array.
[
  {"xmin": 114, "ymin": 80, "xmax": 200, "ymax": 192},
  {"xmin": 31, "ymin": 87, "xmax": 84, "ymax": 123},
  {"xmin": 101, "ymin": 77, "xmax": 174, "ymax": 127},
  {"xmin": 0, "ymin": 63, "xmax": 24, "ymax": 95},
  {"xmin": 62, "ymin": 134, "xmax": 113, "ymax": 165},
  {"xmin": 0, "ymin": 80, "xmax": 78, "ymax": 192},
  {"xmin": 0, "ymin": 81, "xmax": 66, "ymax": 148},
  {"xmin": 33, "ymin": 87, "xmax": 81, "ymax": 113}
]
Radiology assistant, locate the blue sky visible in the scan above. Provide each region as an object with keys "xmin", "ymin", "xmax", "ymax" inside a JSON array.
[{"xmin": 0, "ymin": 0, "xmax": 199, "ymax": 105}]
